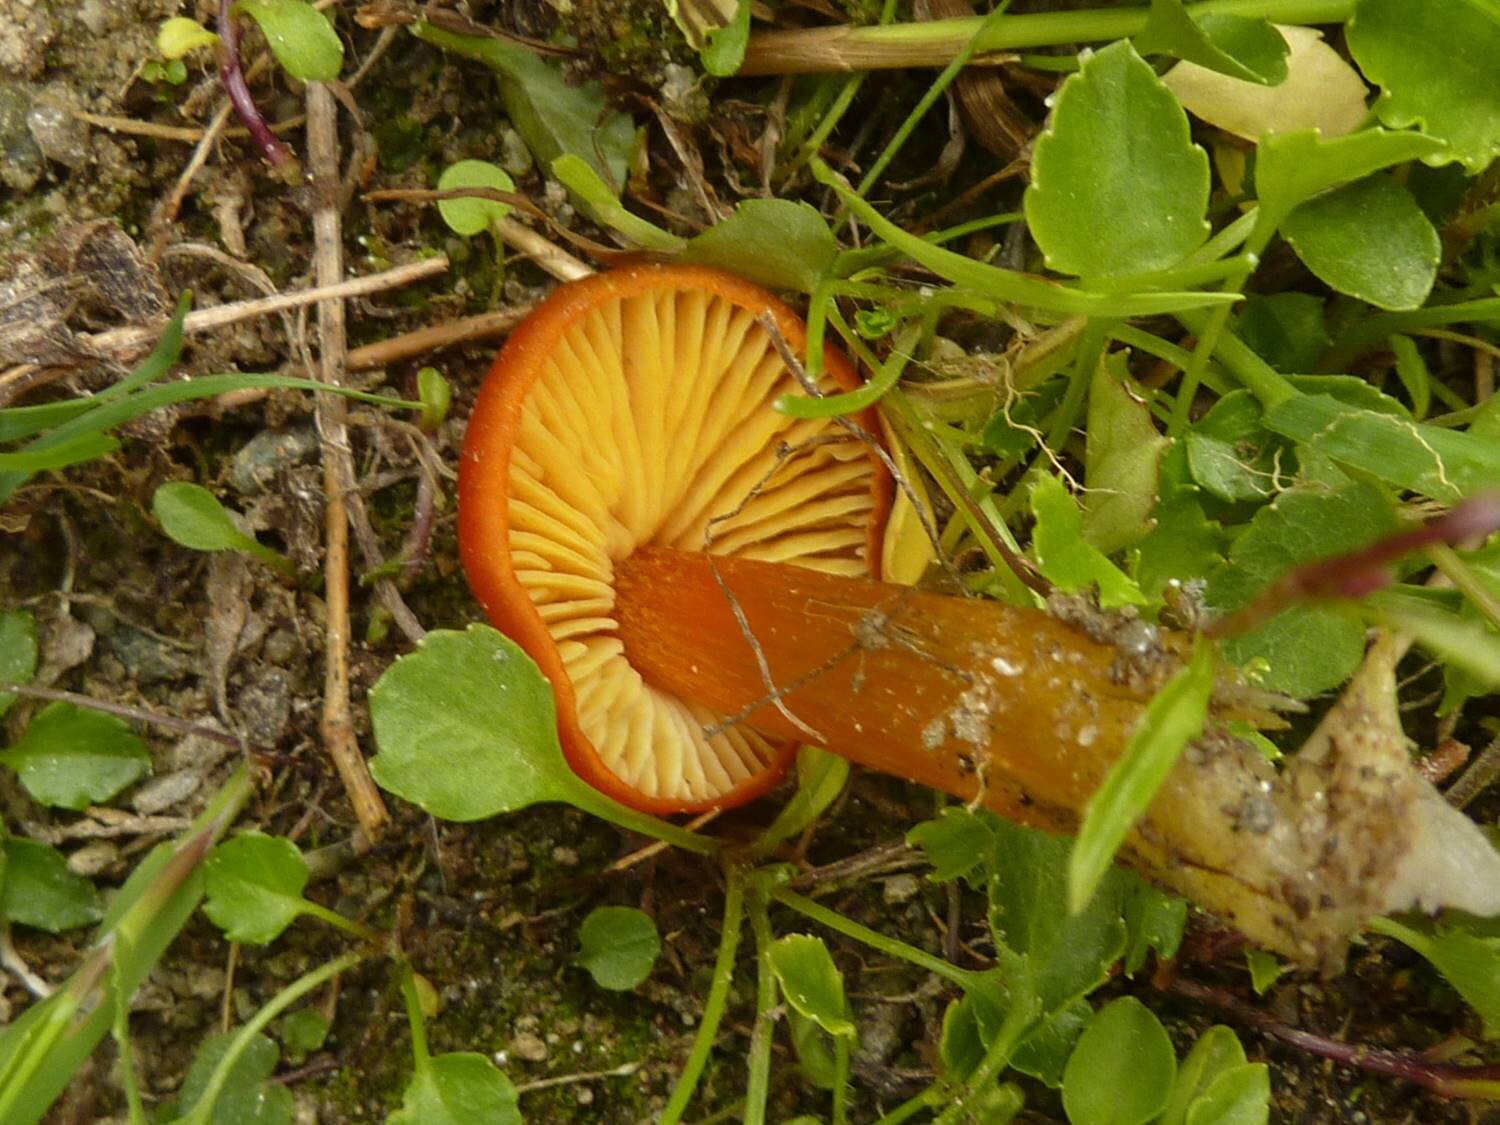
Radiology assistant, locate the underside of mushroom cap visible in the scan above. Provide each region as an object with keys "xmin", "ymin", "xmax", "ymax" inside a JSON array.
[{"xmin": 459, "ymin": 263, "xmax": 892, "ymax": 813}]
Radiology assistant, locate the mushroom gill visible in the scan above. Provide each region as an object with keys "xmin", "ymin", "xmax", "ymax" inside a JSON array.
[{"xmin": 459, "ymin": 264, "xmax": 891, "ymax": 813}]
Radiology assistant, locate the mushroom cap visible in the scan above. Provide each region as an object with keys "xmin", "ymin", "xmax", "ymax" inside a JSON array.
[{"xmin": 458, "ymin": 262, "xmax": 892, "ymax": 814}]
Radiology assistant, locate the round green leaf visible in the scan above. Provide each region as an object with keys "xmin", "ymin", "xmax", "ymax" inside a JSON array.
[
  {"xmin": 389, "ymin": 1053, "xmax": 520, "ymax": 1125},
  {"xmin": 678, "ymin": 199, "xmax": 838, "ymax": 293},
  {"xmin": 152, "ymin": 482, "xmax": 258, "ymax": 554},
  {"xmin": 1160, "ymin": 1024, "xmax": 1247, "ymax": 1125},
  {"xmin": 368, "ymin": 626, "xmax": 568, "ymax": 822},
  {"xmin": 0, "ymin": 838, "xmax": 104, "ymax": 932},
  {"xmin": 576, "ymin": 906, "xmax": 661, "ymax": 990},
  {"xmin": 234, "ymin": 0, "xmax": 343, "ymax": 83},
  {"xmin": 203, "ymin": 832, "xmax": 312, "ymax": 944},
  {"xmin": 1025, "ymin": 40, "xmax": 1209, "ymax": 279},
  {"xmin": 1349, "ymin": 0, "xmax": 1500, "ymax": 171},
  {"xmin": 0, "ymin": 701, "xmax": 149, "ymax": 810},
  {"xmin": 1281, "ymin": 174, "xmax": 1439, "ymax": 311},
  {"xmin": 1061, "ymin": 997, "xmax": 1177, "ymax": 1125},
  {"xmin": 768, "ymin": 933, "xmax": 854, "ymax": 1038},
  {"xmin": 436, "ymin": 161, "xmax": 515, "ymax": 236}
]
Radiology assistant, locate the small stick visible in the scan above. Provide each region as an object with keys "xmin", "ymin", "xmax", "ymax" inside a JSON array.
[
  {"xmin": 0, "ymin": 682, "xmax": 244, "ymax": 747},
  {"xmin": 308, "ymin": 82, "xmax": 390, "ymax": 846},
  {"xmin": 345, "ymin": 306, "xmax": 530, "ymax": 371}
]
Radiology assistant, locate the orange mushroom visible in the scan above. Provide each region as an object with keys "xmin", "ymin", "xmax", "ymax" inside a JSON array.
[{"xmin": 459, "ymin": 262, "xmax": 1500, "ymax": 965}]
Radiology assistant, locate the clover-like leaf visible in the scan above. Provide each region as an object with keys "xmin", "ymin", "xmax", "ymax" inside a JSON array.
[
  {"xmin": 1026, "ymin": 40, "xmax": 1209, "ymax": 278},
  {"xmin": 1348, "ymin": 0, "xmax": 1500, "ymax": 171},
  {"xmin": 576, "ymin": 906, "xmax": 661, "ymax": 990},
  {"xmin": 389, "ymin": 1053, "xmax": 521, "ymax": 1125},
  {"xmin": 0, "ymin": 838, "xmax": 103, "ymax": 932},
  {"xmin": 908, "ymin": 806, "xmax": 1000, "ymax": 885},
  {"xmin": 0, "ymin": 702, "xmax": 150, "ymax": 810},
  {"xmin": 202, "ymin": 832, "xmax": 313, "ymax": 944},
  {"xmin": 1062, "ymin": 997, "xmax": 1177, "ymax": 1125},
  {"xmin": 1281, "ymin": 174, "xmax": 1439, "ymax": 311},
  {"xmin": 1160, "ymin": 1025, "xmax": 1249, "ymax": 1125}
]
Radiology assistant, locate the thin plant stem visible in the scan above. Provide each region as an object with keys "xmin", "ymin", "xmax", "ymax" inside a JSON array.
[
  {"xmin": 400, "ymin": 960, "xmax": 431, "ymax": 1066},
  {"xmin": 872, "ymin": 1086, "xmax": 943, "ymax": 1125},
  {"xmin": 847, "ymin": 5, "xmax": 1011, "ymax": 213},
  {"xmin": 831, "ymin": 1032, "xmax": 852, "ymax": 1124},
  {"xmin": 1168, "ymin": 261, "xmax": 1253, "ymax": 436},
  {"xmin": 658, "ymin": 870, "xmax": 746, "ymax": 1125},
  {"xmin": 111, "ymin": 973, "xmax": 148, "ymax": 1125},
  {"xmin": 183, "ymin": 949, "xmax": 369, "ymax": 1125},
  {"xmin": 931, "ymin": 970, "xmax": 1036, "ymax": 1124},
  {"xmin": 772, "ymin": 888, "xmax": 978, "ymax": 990},
  {"xmin": 1043, "ymin": 316, "xmax": 1109, "ymax": 452},
  {"xmin": 300, "ymin": 900, "xmax": 384, "ymax": 944},
  {"xmin": 787, "ymin": 0, "xmax": 901, "ymax": 176},
  {"xmin": 743, "ymin": 885, "xmax": 779, "ymax": 1125}
]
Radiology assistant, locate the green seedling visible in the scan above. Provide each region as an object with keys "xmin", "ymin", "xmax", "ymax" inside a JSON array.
[
  {"xmin": 202, "ymin": 832, "xmax": 380, "ymax": 945},
  {"xmin": 576, "ymin": 906, "xmax": 661, "ymax": 990},
  {"xmin": 0, "ymin": 702, "xmax": 150, "ymax": 811},
  {"xmin": 152, "ymin": 481, "xmax": 295, "ymax": 576}
]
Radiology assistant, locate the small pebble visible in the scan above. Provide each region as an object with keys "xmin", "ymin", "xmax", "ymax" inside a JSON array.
[
  {"xmin": 882, "ymin": 874, "xmax": 920, "ymax": 905},
  {"xmin": 511, "ymin": 1031, "xmax": 548, "ymax": 1062},
  {"xmin": 131, "ymin": 770, "xmax": 202, "ymax": 815}
]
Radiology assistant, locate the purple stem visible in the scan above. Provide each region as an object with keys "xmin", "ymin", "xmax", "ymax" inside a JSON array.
[
  {"xmin": 217, "ymin": 0, "xmax": 292, "ymax": 168},
  {"xmin": 1169, "ymin": 977, "xmax": 1500, "ymax": 1099},
  {"xmin": 1209, "ymin": 491, "xmax": 1500, "ymax": 638}
]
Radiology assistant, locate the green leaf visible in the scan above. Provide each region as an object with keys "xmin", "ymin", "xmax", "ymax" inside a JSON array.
[
  {"xmin": 1375, "ymin": 601, "xmax": 1500, "ymax": 688},
  {"xmin": 0, "ymin": 430, "xmax": 119, "ymax": 472},
  {"xmin": 1160, "ymin": 1025, "xmax": 1249, "ymax": 1125},
  {"xmin": 551, "ymin": 155, "xmax": 684, "ymax": 251},
  {"xmin": 153, "ymin": 482, "xmax": 261, "ymax": 554},
  {"xmin": 1186, "ymin": 1064, "xmax": 1271, "ymax": 1125},
  {"xmin": 1134, "ymin": 495, "xmax": 1224, "ymax": 598},
  {"xmin": 1253, "ymin": 128, "xmax": 1450, "ymax": 247},
  {"xmin": 1134, "ymin": 0, "xmax": 1288, "ymax": 84},
  {"xmin": 435, "ymin": 160, "xmax": 515, "ymax": 237},
  {"xmin": 1263, "ymin": 394, "xmax": 1500, "ymax": 502},
  {"xmin": 158, "ymin": 16, "xmax": 220, "ymax": 57},
  {"xmin": 0, "ymin": 838, "xmax": 103, "ymax": 932},
  {"xmin": 234, "ymin": 0, "xmax": 342, "ymax": 82},
  {"xmin": 700, "ymin": 0, "xmax": 751, "ymax": 77},
  {"xmin": 788, "ymin": 1009, "xmax": 839, "ymax": 1089},
  {"xmin": 1083, "ymin": 354, "xmax": 1166, "ymax": 554},
  {"xmin": 1061, "ymin": 997, "xmax": 1176, "ymax": 1125},
  {"xmin": 202, "ymin": 833, "xmax": 313, "ymax": 945},
  {"xmin": 1236, "ymin": 293, "xmax": 1329, "ymax": 374},
  {"xmin": 178, "ymin": 1031, "xmax": 294, "ymax": 1125},
  {"xmin": 416, "ymin": 367, "xmax": 452, "ymax": 431},
  {"xmin": 0, "ymin": 609, "xmax": 38, "ymax": 718},
  {"xmin": 753, "ymin": 746, "xmax": 849, "ymax": 856},
  {"xmin": 1031, "ymin": 474, "xmax": 1147, "ymax": 609},
  {"xmin": 0, "ymin": 702, "xmax": 150, "ymax": 810},
  {"xmin": 988, "ymin": 820, "xmax": 1128, "ymax": 1012},
  {"xmin": 368, "ymin": 626, "xmax": 567, "ymax": 821},
  {"xmin": 1369, "ymin": 916, "xmax": 1500, "ymax": 1038},
  {"xmin": 1068, "ymin": 638, "xmax": 1215, "ymax": 913},
  {"xmin": 1207, "ymin": 480, "xmax": 1398, "ymax": 695},
  {"xmin": 276, "ymin": 1009, "xmax": 330, "ymax": 1066},
  {"xmin": 413, "ymin": 22, "xmax": 633, "ymax": 191},
  {"xmin": 1244, "ymin": 949, "xmax": 1285, "ymax": 995},
  {"xmin": 1388, "ymin": 334, "xmax": 1432, "ymax": 420},
  {"xmin": 1025, "ymin": 40, "xmax": 1209, "ymax": 279},
  {"xmin": 679, "ymin": 199, "xmax": 837, "ymax": 294},
  {"xmin": 368, "ymin": 627, "xmax": 715, "ymax": 852},
  {"xmin": 1348, "ymin": 0, "xmax": 1500, "ymax": 171},
  {"xmin": 1122, "ymin": 884, "xmax": 1188, "ymax": 975},
  {"xmin": 576, "ymin": 906, "xmax": 661, "ymax": 990},
  {"xmin": 1281, "ymin": 175, "xmax": 1440, "ymax": 311},
  {"xmin": 389, "ymin": 1053, "xmax": 521, "ymax": 1125},
  {"xmin": 908, "ymin": 806, "xmax": 1000, "ymax": 886},
  {"xmin": 980, "ymin": 379, "xmax": 1066, "ymax": 460},
  {"xmin": 768, "ymin": 934, "xmax": 854, "ymax": 1038},
  {"xmin": 1010, "ymin": 998, "xmax": 1091, "ymax": 1088}
]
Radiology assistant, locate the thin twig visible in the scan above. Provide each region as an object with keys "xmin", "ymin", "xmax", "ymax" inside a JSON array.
[
  {"xmin": 307, "ymin": 82, "xmax": 390, "ymax": 846},
  {"xmin": 1446, "ymin": 731, "xmax": 1500, "ymax": 808},
  {"xmin": 345, "ymin": 306, "xmax": 530, "ymax": 371},
  {"xmin": 0, "ymin": 683, "xmax": 244, "ymax": 747},
  {"xmin": 514, "ymin": 1061, "xmax": 642, "ymax": 1094}
]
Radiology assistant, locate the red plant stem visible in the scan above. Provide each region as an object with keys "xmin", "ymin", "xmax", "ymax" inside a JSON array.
[
  {"xmin": 1167, "ymin": 977, "xmax": 1500, "ymax": 1099},
  {"xmin": 217, "ymin": 0, "xmax": 292, "ymax": 167},
  {"xmin": 1209, "ymin": 491, "xmax": 1500, "ymax": 638}
]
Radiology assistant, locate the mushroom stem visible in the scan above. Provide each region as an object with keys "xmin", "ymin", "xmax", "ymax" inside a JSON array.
[{"xmin": 615, "ymin": 546, "xmax": 1500, "ymax": 966}]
